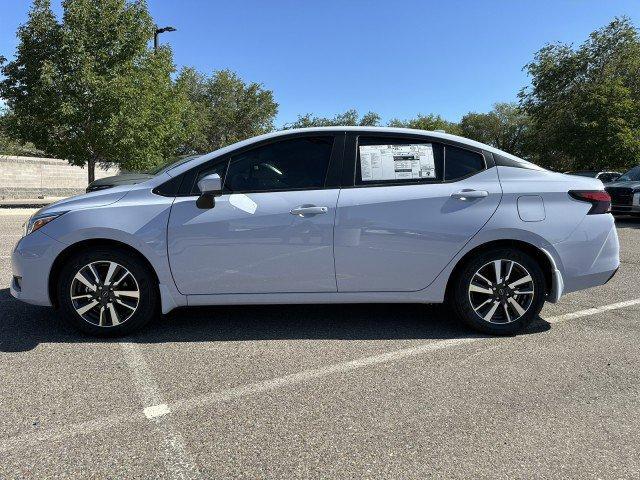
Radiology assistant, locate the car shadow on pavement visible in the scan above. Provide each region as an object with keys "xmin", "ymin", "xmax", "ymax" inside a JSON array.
[
  {"xmin": 0, "ymin": 288, "xmax": 551, "ymax": 352},
  {"xmin": 615, "ymin": 216, "xmax": 640, "ymax": 229}
]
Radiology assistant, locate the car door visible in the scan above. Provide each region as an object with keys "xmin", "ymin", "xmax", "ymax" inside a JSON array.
[
  {"xmin": 167, "ymin": 134, "xmax": 343, "ymax": 295},
  {"xmin": 334, "ymin": 134, "xmax": 502, "ymax": 292}
]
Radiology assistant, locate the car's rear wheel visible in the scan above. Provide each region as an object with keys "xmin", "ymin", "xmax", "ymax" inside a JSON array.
[
  {"xmin": 449, "ymin": 248, "xmax": 546, "ymax": 335},
  {"xmin": 57, "ymin": 249, "xmax": 158, "ymax": 336}
]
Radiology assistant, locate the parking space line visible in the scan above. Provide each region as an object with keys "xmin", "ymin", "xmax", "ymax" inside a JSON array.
[
  {"xmin": 144, "ymin": 403, "xmax": 171, "ymax": 419},
  {"xmin": 545, "ymin": 298, "xmax": 640, "ymax": 323},
  {"xmin": 119, "ymin": 342, "xmax": 202, "ymax": 479},
  {"xmin": 169, "ymin": 298, "xmax": 640, "ymax": 414},
  {"xmin": 1, "ymin": 297, "xmax": 639, "ymax": 456},
  {"xmin": 172, "ymin": 337, "xmax": 481, "ymax": 414}
]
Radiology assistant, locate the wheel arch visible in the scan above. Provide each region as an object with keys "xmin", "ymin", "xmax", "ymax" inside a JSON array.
[
  {"xmin": 48, "ymin": 238, "xmax": 159, "ymax": 308},
  {"xmin": 445, "ymin": 239, "xmax": 555, "ymax": 302}
]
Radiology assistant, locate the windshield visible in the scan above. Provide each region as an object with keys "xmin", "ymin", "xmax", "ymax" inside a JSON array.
[
  {"xmin": 569, "ymin": 171, "xmax": 597, "ymax": 177},
  {"xmin": 618, "ymin": 166, "xmax": 640, "ymax": 182},
  {"xmin": 147, "ymin": 155, "xmax": 199, "ymax": 175}
]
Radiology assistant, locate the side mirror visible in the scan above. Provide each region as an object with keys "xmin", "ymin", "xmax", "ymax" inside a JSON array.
[
  {"xmin": 197, "ymin": 173, "xmax": 222, "ymax": 195},
  {"xmin": 196, "ymin": 173, "xmax": 222, "ymax": 209}
]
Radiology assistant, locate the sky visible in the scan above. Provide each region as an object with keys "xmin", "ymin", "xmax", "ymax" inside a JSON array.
[{"xmin": 1, "ymin": 0, "xmax": 639, "ymax": 127}]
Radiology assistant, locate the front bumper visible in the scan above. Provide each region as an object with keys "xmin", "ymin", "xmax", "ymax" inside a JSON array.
[{"xmin": 10, "ymin": 230, "xmax": 66, "ymax": 307}]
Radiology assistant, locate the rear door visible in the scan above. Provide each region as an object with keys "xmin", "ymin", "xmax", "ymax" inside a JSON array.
[
  {"xmin": 334, "ymin": 133, "xmax": 502, "ymax": 292},
  {"xmin": 167, "ymin": 133, "xmax": 344, "ymax": 295}
]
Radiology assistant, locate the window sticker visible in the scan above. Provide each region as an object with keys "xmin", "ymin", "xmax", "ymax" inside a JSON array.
[{"xmin": 359, "ymin": 144, "xmax": 436, "ymax": 182}]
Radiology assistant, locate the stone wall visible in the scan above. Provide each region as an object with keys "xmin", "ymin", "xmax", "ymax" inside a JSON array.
[{"xmin": 0, "ymin": 156, "xmax": 119, "ymax": 199}]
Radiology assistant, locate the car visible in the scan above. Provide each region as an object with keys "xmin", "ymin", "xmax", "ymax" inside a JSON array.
[
  {"xmin": 11, "ymin": 127, "xmax": 620, "ymax": 337},
  {"xmin": 564, "ymin": 170, "xmax": 622, "ymax": 183},
  {"xmin": 86, "ymin": 156, "xmax": 198, "ymax": 192},
  {"xmin": 605, "ymin": 165, "xmax": 640, "ymax": 216}
]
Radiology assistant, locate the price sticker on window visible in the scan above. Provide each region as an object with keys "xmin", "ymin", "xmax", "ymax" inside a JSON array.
[{"xmin": 359, "ymin": 144, "xmax": 436, "ymax": 182}]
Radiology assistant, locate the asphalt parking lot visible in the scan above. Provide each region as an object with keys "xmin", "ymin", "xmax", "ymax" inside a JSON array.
[{"xmin": 1, "ymin": 209, "xmax": 639, "ymax": 479}]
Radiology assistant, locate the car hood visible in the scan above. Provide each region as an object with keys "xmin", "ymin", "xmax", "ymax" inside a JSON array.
[
  {"xmin": 605, "ymin": 180, "xmax": 640, "ymax": 190},
  {"xmin": 88, "ymin": 173, "xmax": 153, "ymax": 188},
  {"xmin": 31, "ymin": 183, "xmax": 136, "ymax": 218}
]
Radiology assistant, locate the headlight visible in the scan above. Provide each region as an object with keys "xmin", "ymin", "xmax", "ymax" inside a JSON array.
[{"xmin": 23, "ymin": 212, "xmax": 66, "ymax": 237}]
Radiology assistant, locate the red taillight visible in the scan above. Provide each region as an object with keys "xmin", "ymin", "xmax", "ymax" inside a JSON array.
[{"xmin": 568, "ymin": 190, "xmax": 611, "ymax": 214}]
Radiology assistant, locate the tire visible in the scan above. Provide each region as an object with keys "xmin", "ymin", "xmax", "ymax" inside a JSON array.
[
  {"xmin": 449, "ymin": 248, "xmax": 546, "ymax": 335},
  {"xmin": 57, "ymin": 248, "xmax": 159, "ymax": 336}
]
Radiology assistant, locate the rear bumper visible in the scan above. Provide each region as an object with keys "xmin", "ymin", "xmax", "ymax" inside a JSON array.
[
  {"xmin": 552, "ymin": 214, "xmax": 620, "ymax": 295},
  {"xmin": 611, "ymin": 204, "xmax": 640, "ymax": 215}
]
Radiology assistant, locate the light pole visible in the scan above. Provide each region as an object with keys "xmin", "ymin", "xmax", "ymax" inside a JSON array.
[{"xmin": 154, "ymin": 25, "xmax": 176, "ymax": 51}]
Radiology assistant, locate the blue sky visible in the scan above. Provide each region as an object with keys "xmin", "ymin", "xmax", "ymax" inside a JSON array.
[{"xmin": 1, "ymin": 0, "xmax": 639, "ymax": 126}]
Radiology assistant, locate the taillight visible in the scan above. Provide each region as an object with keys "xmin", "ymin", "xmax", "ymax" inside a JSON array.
[{"xmin": 568, "ymin": 190, "xmax": 611, "ymax": 214}]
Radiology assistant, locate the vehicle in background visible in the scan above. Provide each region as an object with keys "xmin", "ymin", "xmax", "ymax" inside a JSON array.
[
  {"xmin": 86, "ymin": 155, "xmax": 199, "ymax": 192},
  {"xmin": 605, "ymin": 166, "xmax": 640, "ymax": 216},
  {"xmin": 11, "ymin": 127, "xmax": 619, "ymax": 337},
  {"xmin": 564, "ymin": 170, "xmax": 622, "ymax": 183}
]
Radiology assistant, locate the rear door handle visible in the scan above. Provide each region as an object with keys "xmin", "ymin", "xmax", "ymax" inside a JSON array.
[
  {"xmin": 290, "ymin": 205, "xmax": 328, "ymax": 217},
  {"xmin": 451, "ymin": 189, "xmax": 489, "ymax": 200}
]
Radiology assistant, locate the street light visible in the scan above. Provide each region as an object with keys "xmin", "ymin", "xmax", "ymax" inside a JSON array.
[{"xmin": 154, "ymin": 25, "xmax": 176, "ymax": 51}]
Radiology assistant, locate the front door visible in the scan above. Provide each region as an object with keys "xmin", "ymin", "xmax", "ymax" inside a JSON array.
[
  {"xmin": 168, "ymin": 135, "xmax": 341, "ymax": 295},
  {"xmin": 334, "ymin": 135, "xmax": 502, "ymax": 292}
]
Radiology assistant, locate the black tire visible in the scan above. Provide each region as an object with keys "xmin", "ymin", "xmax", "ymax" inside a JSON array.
[
  {"xmin": 57, "ymin": 248, "xmax": 159, "ymax": 336},
  {"xmin": 448, "ymin": 248, "xmax": 546, "ymax": 335}
]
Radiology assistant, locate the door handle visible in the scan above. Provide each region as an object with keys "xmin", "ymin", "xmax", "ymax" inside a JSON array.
[
  {"xmin": 290, "ymin": 205, "xmax": 328, "ymax": 217},
  {"xmin": 450, "ymin": 189, "xmax": 489, "ymax": 200}
]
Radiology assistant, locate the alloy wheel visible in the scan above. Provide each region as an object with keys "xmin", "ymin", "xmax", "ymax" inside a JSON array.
[
  {"xmin": 468, "ymin": 259, "xmax": 535, "ymax": 324},
  {"xmin": 69, "ymin": 261, "xmax": 140, "ymax": 327}
]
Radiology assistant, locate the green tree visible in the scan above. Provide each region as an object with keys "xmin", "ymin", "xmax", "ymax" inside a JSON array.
[
  {"xmin": 0, "ymin": 0, "xmax": 190, "ymax": 181},
  {"xmin": 387, "ymin": 114, "xmax": 461, "ymax": 135},
  {"xmin": 177, "ymin": 68, "xmax": 278, "ymax": 154},
  {"xmin": 284, "ymin": 109, "xmax": 381, "ymax": 129},
  {"xmin": 459, "ymin": 103, "xmax": 530, "ymax": 157},
  {"xmin": 0, "ymin": 107, "xmax": 45, "ymax": 156},
  {"xmin": 520, "ymin": 17, "xmax": 640, "ymax": 170}
]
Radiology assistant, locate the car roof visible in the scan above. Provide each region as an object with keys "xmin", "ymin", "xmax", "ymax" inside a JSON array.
[{"xmin": 165, "ymin": 126, "xmax": 538, "ymax": 177}]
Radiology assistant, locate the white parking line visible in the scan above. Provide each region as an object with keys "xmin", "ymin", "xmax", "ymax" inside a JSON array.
[
  {"xmin": 1, "ymin": 297, "xmax": 639, "ymax": 456},
  {"xmin": 144, "ymin": 403, "xmax": 171, "ymax": 419},
  {"xmin": 119, "ymin": 342, "xmax": 202, "ymax": 479},
  {"xmin": 545, "ymin": 298, "xmax": 640, "ymax": 323}
]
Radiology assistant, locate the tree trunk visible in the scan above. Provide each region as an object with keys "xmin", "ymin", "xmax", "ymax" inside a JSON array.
[{"xmin": 87, "ymin": 158, "xmax": 96, "ymax": 184}]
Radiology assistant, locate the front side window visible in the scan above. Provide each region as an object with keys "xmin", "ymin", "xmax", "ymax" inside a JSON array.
[
  {"xmin": 224, "ymin": 136, "xmax": 334, "ymax": 193},
  {"xmin": 444, "ymin": 145, "xmax": 485, "ymax": 180},
  {"xmin": 355, "ymin": 137, "xmax": 444, "ymax": 185}
]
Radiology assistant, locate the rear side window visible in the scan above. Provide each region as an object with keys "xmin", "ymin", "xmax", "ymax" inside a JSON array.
[
  {"xmin": 225, "ymin": 136, "xmax": 334, "ymax": 192},
  {"xmin": 355, "ymin": 137, "xmax": 444, "ymax": 185},
  {"xmin": 444, "ymin": 145, "xmax": 485, "ymax": 180}
]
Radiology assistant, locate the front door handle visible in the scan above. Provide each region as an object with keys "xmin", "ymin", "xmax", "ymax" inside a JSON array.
[
  {"xmin": 290, "ymin": 205, "xmax": 328, "ymax": 217},
  {"xmin": 451, "ymin": 189, "xmax": 489, "ymax": 200}
]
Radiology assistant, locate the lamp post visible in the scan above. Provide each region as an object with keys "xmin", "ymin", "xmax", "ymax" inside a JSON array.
[{"xmin": 154, "ymin": 25, "xmax": 176, "ymax": 51}]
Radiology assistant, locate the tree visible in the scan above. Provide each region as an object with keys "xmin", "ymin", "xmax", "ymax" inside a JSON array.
[
  {"xmin": 459, "ymin": 103, "xmax": 530, "ymax": 157},
  {"xmin": 0, "ymin": 0, "xmax": 191, "ymax": 181},
  {"xmin": 520, "ymin": 17, "xmax": 640, "ymax": 170},
  {"xmin": 387, "ymin": 114, "xmax": 461, "ymax": 135},
  {"xmin": 284, "ymin": 109, "xmax": 381, "ymax": 129},
  {"xmin": 177, "ymin": 68, "xmax": 278, "ymax": 154}
]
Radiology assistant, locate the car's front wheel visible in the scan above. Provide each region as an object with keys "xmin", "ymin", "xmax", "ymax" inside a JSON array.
[
  {"xmin": 57, "ymin": 248, "xmax": 158, "ymax": 336},
  {"xmin": 449, "ymin": 248, "xmax": 546, "ymax": 335}
]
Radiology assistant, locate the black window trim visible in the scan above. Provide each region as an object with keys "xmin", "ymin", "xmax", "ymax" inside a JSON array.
[
  {"xmin": 342, "ymin": 132, "xmax": 493, "ymax": 189},
  {"xmin": 179, "ymin": 131, "xmax": 345, "ymax": 196}
]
